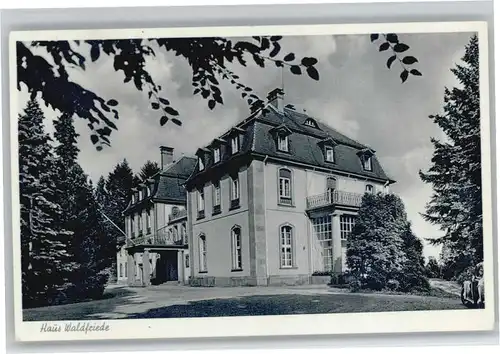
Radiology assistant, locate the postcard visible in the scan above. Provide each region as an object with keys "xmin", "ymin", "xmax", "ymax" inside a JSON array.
[{"xmin": 8, "ymin": 20, "xmax": 495, "ymax": 342}]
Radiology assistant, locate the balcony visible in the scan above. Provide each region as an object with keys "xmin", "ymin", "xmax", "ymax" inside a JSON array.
[
  {"xmin": 168, "ymin": 208, "xmax": 187, "ymax": 222},
  {"xmin": 306, "ymin": 190, "xmax": 363, "ymax": 210},
  {"xmin": 127, "ymin": 225, "xmax": 186, "ymax": 247}
]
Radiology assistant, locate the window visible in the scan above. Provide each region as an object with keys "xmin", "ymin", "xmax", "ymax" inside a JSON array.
[
  {"xmin": 173, "ymin": 225, "xmax": 179, "ymax": 242},
  {"xmin": 230, "ymin": 175, "xmax": 240, "ymax": 209},
  {"xmin": 138, "ymin": 213, "xmax": 143, "ymax": 235},
  {"xmin": 325, "ymin": 146, "xmax": 335, "ymax": 162},
  {"xmin": 213, "ymin": 181, "xmax": 221, "ymax": 214},
  {"xmin": 199, "ymin": 235, "xmax": 207, "ymax": 272},
  {"xmin": 231, "ymin": 136, "xmax": 239, "ymax": 154},
  {"xmin": 213, "ymin": 147, "xmax": 221, "ymax": 164},
  {"xmin": 365, "ymin": 184, "xmax": 374, "ymax": 194},
  {"xmin": 278, "ymin": 168, "xmax": 292, "ymax": 206},
  {"xmin": 304, "ymin": 118, "xmax": 318, "ymax": 128},
  {"xmin": 340, "ymin": 215, "xmax": 356, "ymax": 240},
  {"xmin": 185, "ymin": 254, "xmax": 190, "ymax": 268},
  {"xmin": 146, "ymin": 209, "xmax": 151, "ymax": 234},
  {"xmin": 197, "ymin": 188, "xmax": 205, "ymax": 218},
  {"xmin": 198, "ymin": 157, "xmax": 204, "ymax": 171},
  {"xmin": 277, "ymin": 134, "xmax": 289, "ymax": 152},
  {"xmin": 119, "ymin": 263, "xmax": 123, "ymax": 277},
  {"xmin": 124, "ymin": 262, "xmax": 127, "ymax": 277},
  {"xmin": 313, "ymin": 216, "xmax": 333, "ymax": 272},
  {"xmin": 280, "ymin": 225, "xmax": 294, "ymax": 268},
  {"xmin": 181, "ymin": 223, "xmax": 187, "ymax": 244},
  {"xmin": 327, "ymin": 177, "xmax": 337, "ymax": 203},
  {"xmin": 361, "ymin": 154, "xmax": 372, "ymax": 171},
  {"xmin": 130, "ymin": 216, "xmax": 135, "ymax": 238},
  {"xmin": 231, "ymin": 227, "xmax": 242, "ymax": 270}
]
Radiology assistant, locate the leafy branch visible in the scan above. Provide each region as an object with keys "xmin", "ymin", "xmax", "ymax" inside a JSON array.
[
  {"xmin": 18, "ymin": 33, "xmax": 419, "ymax": 151},
  {"xmin": 370, "ymin": 33, "xmax": 422, "ymax": 83}
]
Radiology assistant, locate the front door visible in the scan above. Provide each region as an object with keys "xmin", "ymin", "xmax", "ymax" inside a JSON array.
[{"xmin": 166, "ymin": 252, "xmax": 178, "ymax": 281}]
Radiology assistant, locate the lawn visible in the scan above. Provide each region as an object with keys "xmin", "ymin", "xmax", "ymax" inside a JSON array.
[
  {"xmin": 23, "ymin": 284, "xmax": 467, "ymax": 321},
  {"xmin": 126, "ymin": 293, "xmax": 465, "ymax": 319}
]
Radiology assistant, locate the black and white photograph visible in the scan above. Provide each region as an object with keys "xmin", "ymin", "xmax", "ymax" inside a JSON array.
[{"xmin": 9, "ymin": 21, "xmax": 495, "ymax": 341}]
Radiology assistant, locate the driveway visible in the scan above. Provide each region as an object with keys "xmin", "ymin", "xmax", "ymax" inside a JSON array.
[{"xmin": 23, "ymin": 283, "xmax": 465, "ymax": 321}]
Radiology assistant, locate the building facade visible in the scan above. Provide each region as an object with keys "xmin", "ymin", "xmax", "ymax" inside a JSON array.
[
  {"xmin": 116, "ymin": 148, "xmax": 196, "ymax": 286},
  {"xmin": 184, "ymin": 89, "xmax": 395, "ymax": 287}
]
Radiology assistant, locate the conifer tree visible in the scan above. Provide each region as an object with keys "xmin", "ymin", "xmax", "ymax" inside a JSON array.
[
  {"xmin": 398, "ymin": 223, "xmax": 430, "ymax": 292},
  {"xmin": 419, "ymin": 35, "xmax": 481, "ymax": 280},
  {"xmin": 138, "ymin": 160, "xmax": 161, "ymax": 181},
  {"xmin": 52, "ymin": 112, "xmax": 112, "ymax": 300},
  {"xmin": 94, "ymin": 160, "xmax": 135, "ymax": 278},
  {"xmin": 18, "ymin": 99, "xmax": 75, "ymax": 307}
]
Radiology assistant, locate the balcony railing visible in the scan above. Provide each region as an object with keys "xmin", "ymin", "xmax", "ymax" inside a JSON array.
[
  {"xmin": 306, "ymin": 190, "xmax": 363, "ymax": 209},
  {"xmin": 127, "ymin": 225, "xmax": 186, "ymax": 247},
  {"xmin": 168, "ymin": 208, "xmax": 187, "ymax": 222}
]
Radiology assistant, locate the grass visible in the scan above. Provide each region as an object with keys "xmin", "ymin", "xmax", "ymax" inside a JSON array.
[
  {"xmin": 337, "ymin": 287, "xmax": 461, "ymax": 299},
  {"xmin": 127, "ymin": 293, "xmax": 465, "ymax": 319}
]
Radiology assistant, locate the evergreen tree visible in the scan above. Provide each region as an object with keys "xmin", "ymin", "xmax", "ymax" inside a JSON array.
[
  {"xmin": 419, "ymin": 35, "xmax": 482, "ymax": 280},
  {"xmin": 53, "ymin": 112, "xmax": 79, "ymax": 165},
  {"xmin": 96, "ymin": 160, "xmax": 135, "ymax": 278},
  {"xmin": 346, "ymin": 193, "xmax": 408, "ymax": 291},
  {"xmin": 138, "ymin": 160, "xmax": 161, "ymax": 181},
  {"xmin": 18, "ymin": 99, "xmax": 75, "ymax": 307},
  {"xmin": 398, "ymin": 223, "xmax": 430, "ymax": 292},
  {"xmin": 52, "ymin": 112, "xmax": 112, "ymax": 301}
]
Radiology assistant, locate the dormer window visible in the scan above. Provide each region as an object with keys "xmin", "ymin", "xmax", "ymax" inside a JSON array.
[
  {"xmin": 213, "ymin": 147, "xmax": 221, "ymax": 164},
  {"xmin": 361, "ymin": 155, "xmax": 372, "ymax": 171},
  {"xmin": 358, "ymin": 148, "xmax": 375, "ymax": 172},
  {"xmin": 325, "ymin": 146, "xmax": 335, "ymax": 163},
  {"xmin": 198, "ymin": 157, "xmax": 204, "ymax": 171},
  {"xmin": 304, "ymin": 118, "xmax": 319, "ymax": 128},
  {"xmin": 231, "ymin": 136, "xmax": 240, "ymax": 154},
  {"xmin": 270, "ymin": 124, "xmax": 292, "ymax": 153},
  {"xmin": 278, "ymin": 134, "xmax": 289, "ymax": 152}
]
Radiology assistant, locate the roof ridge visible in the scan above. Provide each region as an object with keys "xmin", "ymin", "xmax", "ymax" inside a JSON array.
[{"xmin": 283, "ymin": 106, "xmax": 368, "ymax": 149}]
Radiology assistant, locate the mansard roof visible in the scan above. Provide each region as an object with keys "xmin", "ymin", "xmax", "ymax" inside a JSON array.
[
  {"xmin": 185, "ymin": 103, "xmax": 395, "ymax": 188},
  {"xmin": 123, "ymin": 156, "xmax": 197, "ymax": 214}
]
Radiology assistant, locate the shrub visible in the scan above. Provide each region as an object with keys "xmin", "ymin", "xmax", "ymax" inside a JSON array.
[{"xmin": 386, "ymin": 279, "xmax": 400, "ymax": 291}]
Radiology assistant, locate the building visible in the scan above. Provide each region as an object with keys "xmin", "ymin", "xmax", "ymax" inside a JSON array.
[
  {"xmin": 184, "ymin": 89, "xmax": 395, "ymax": 287},
  {"xmin": 116, "ymin": 147, "xmax": 196, "ymax": 286}
]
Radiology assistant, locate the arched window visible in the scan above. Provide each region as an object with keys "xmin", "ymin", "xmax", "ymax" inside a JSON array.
[
  {"xmin": 365, "ymin": 184, "xmax": 374, "ymax": 194},
  {"xmin": 279, "ymin": 224, "xmax": 294, "ymax": 268},
  {"xmin": 278, "ymin": 168, "xmax": 293, "ymax": 205},
  {"xmin": 231, "ymin": 226, "xmax": 242, "ymax": 270},
  {"xmin": 199, "ymin": 235, "xmax": 207, "ymax": 272}
]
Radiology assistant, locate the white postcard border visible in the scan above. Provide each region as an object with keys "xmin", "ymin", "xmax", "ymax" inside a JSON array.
[{"xmin": 8, "ymin": 20, "xmax": 495, "ymax": 342}]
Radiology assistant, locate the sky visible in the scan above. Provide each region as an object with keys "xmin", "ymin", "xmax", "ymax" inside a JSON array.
[{"xmin": 17, "ymin": 31, "xmax": 476, "ymax": 260}]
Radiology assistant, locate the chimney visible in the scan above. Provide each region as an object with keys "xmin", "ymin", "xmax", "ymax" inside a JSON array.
[
  {"xmin": 160, "ymin": 146, "xmax": 174, "ymax": 170},
  {"xmin": 267, "ymin": 88, "xmax": 284, "ymax": 113}
]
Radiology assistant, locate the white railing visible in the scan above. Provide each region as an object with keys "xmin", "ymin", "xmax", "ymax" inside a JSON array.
[
  {"xmin": 306, "ymin": 190, "xmax": 363, "ymax": 209},
  {"xmin": 127, "ymin": 225, "xmax": 185, "ymax": 247}
]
